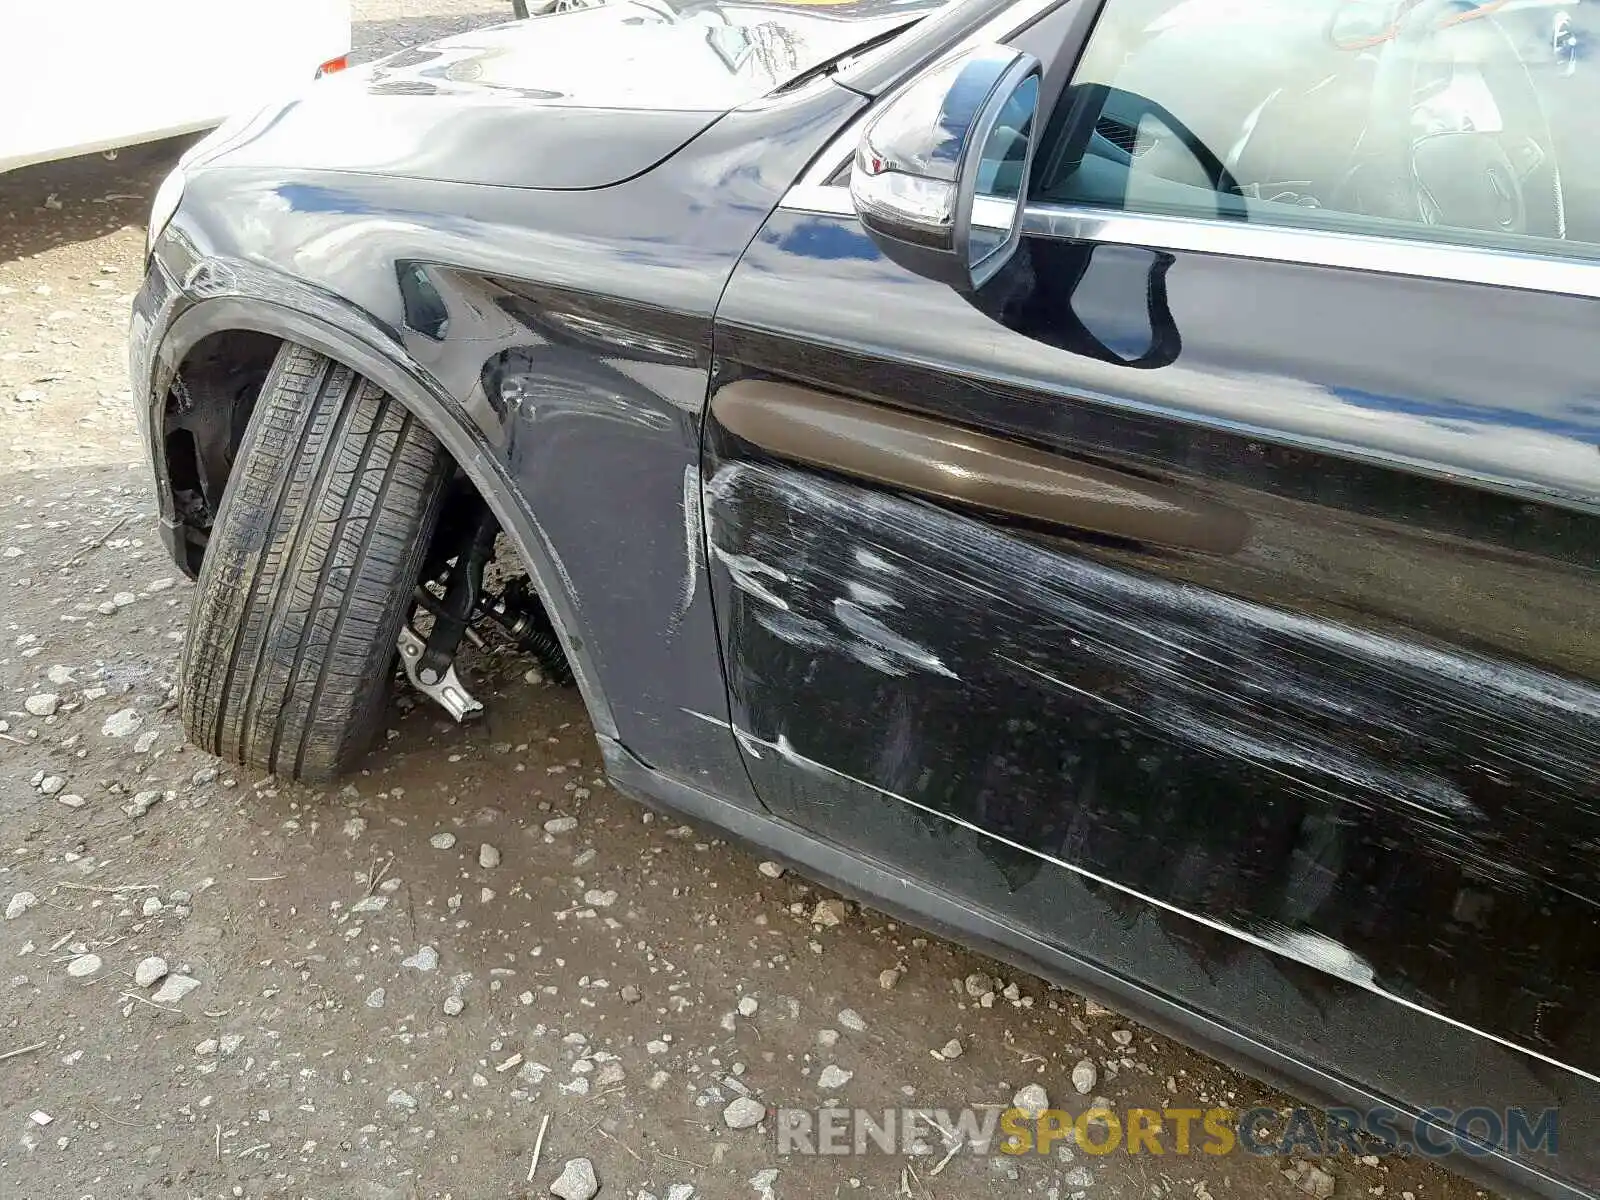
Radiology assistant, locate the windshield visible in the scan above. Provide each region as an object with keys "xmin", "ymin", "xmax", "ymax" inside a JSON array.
[
  {"xmin": 350, "ymin": 0, "xmax": 949, "ymax": 113},
  {"xmin": 695, "ymin": 0, "xmax": 942, "ymax": 96}
]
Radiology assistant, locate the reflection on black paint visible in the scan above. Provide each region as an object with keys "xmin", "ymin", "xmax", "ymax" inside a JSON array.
[{"xmin": 978, "ymin": 240, "xmax": 1182, "ymax": 369}]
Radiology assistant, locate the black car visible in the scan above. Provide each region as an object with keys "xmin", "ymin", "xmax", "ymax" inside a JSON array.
[{"xmin": 131, "ymin": 0, "xmax": 1599, "ymax": 1193}]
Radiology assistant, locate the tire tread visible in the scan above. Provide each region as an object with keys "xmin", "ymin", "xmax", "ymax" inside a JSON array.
[{"xmin": 179, "ymin": 343, "xmax": 448, "ymax": 781}]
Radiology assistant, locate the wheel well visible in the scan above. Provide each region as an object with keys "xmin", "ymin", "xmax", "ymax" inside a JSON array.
[
  {"xmin": 160, "ymin": 331, "xmax": 576, "ymax": 689},
  {"xmin": 162, "ymin": 329, "xmax": 284, "ymax": 573}
]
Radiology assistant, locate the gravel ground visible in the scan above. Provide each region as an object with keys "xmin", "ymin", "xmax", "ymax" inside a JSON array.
[{"xmin": 0, "ymin": 4, "xmax": 1499, "ymax": 1199}]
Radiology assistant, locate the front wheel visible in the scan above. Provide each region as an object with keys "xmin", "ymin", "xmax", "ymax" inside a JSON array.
[{"xmin": 179, "ymin": 342, "xmax": 451, "ymax": 781}]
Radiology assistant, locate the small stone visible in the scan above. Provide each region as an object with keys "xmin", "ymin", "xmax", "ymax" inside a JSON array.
[
  {"xmin": 723, "ymin": 1096, "xmax": 766, "ymax": 1130},
  {"xmin": 964, "ymin": 972, "xmax": 996, "ymax": 999},
  {"xmin": 1071, "ymin": 1058, "xmax": 1097, "ymax": 1095},
  {"xmin": 1083, "ymin": 998, "xmax": 1116, "ymax": 1018},
  {"xmin": 57, "ymin": 794, "xmax": 85, "ymax": 809},
  {"xmin": 111, "ymin": 592, "xmax": 135, "ymax": 608},
  {"xmin": 837, "ymin": 1008, "xmax": 866, "ymax": 1032},
  {"xmin": 749, "ymin": 1168, "xmax": 779, "ymax": 1198},
  {"xmin": 429, "ymin": 832, "xmax": 457, "ymax": 850},
  {"xmin": 101, "ymin": 708, "xmax": 142, "ymax": 738},
  {"xmin": 147, "ymin": 577, "xmax": 175, "ymax": 593},
  {"xmin": 817, "ymin": 1064, "xmax": 853, "ymax": 1091},
  {"xmin": 24, "ymin": 693, "xmax": 59, "ymax": 717},
  {"xmin": 38, "ymin": 775, "xmax": 64, "ymax": 796},
  {"xmin": 1111, "ymin": 1029, "xmax": 1134, "ymax": 1047},
  {"xmin": 757, "ymin": 861, "xmax": 784, "ymax": 879},
  {"xmin": 583, "ymin": 889, "xmax": 617, "ymax": 908},
  {"xmin": 443, "ymin": 995, "xmax": 464, "ymax": 1016},
  {"xmin": 479, "ymin": 843, "xmax": 500, "ymax": 869},
  {"xmin": 66, "ymin": 954, "xmax": 102, "ymax": 978},
  {"xmin": 878, "ymin": 969, "xmax": 900, "ymax": 990},
  {"xmin": 365, "ymin": 988, "xmax": 386, "ymax": 1009},
  {"xmin": 543, "ymin": 817, "xmax": 578, "ymax": 834},
  {"xmin": 220, "ymin": 1034, "xmax": 244, "ymax": 1056},
  {"xmin": 141, "ymin": 897, "xmax": 162, "ymax": 916},
  {"xmin": 194, "ymin": 1038, "xmax": 218, "ymax": 1056},
  {"xmin": 151, "ymin": 974, "xmax": 201, "ymax": 1005},
  {"xmin": 190, "ymin": 766, "xmax": 218, "ymax": 787},
  {"xmin": 938, "ymin": 1039, "xmax": 963, "ymax": 1060},
  {"xmin": 549, "ymin": 1157, "xmax": 598, "ymax": 1200},
  {"xmin": 737, "ymin": 995, "xmax": 758, "ymax": 1017},
  {"xmin": 386, "ymin": 1089, "xmax": 418, "ymax": 1113},
  {"xmin": 1013, "ymin": 1084, "xmax": 1049, "ymax": 1118},
  {"xmin": 123, "ymin": 790, "xmax": 164, "ymax": 818},
  {"xmin": 620, "ymin": 984, "xmax": 641, "ymax": 1003},
  {"xmin": 666, "ymin": 1187, "xmax": 695, "ymax": 1200},
  {"xmin": 1064, "ymin": 1166, "xmax": 1096, "ymax": 1189},
  {"xmin": 402, "ymin": 946, "xmax": 439, "ymax": 972},
  {"xmin": 134, "ymin": 956, "xmax": 168, "ymax": 987},
  {"xmin": 1290, "ymin": 1162, "xmax": 1336, "ymax": 1200},
  {"xmin": 5, "ymin": 892, "xmax": 39, "ymax": 920},
  {"xmin": 810, "ymin": 898, "xmax": 848, "ymax": 928}
]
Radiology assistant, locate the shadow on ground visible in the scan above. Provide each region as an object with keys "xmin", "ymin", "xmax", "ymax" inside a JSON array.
[{"xmin": 0, "ymin": 138, "xmax": 192, "ymax": 266}]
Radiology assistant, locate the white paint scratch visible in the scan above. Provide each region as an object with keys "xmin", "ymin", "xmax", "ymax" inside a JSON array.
[
  {"xmin": 730, "ymin": 722, "xmax": 1600, "ymax": 1087},
  {"xmin": 845, "ymin": 580, "xmax": 898, "ymax": 609},
  {"xmin": 854, "ymin": 547, "xmax": 901, "ymax": 575},
  {"xmin": 713, "ymin": 548, "xmax": 790, "ymax": 611},
  {"xmin": 833, "ymin": 599, "xmax": 959, "ymax": 681},
  {"xmin": 671, "ymin": 464, "xmax": 702, "ymax": 633}
]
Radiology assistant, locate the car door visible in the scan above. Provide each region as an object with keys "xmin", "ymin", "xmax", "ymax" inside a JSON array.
[{"xmin": 704, "ymin": 0, "xmax": 1600, "ymax": 1187}]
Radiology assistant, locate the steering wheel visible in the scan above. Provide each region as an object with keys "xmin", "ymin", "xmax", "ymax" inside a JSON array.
[{"xmin": 1355, "ymin": 0, "xmax": 1565, "ymax": 239}]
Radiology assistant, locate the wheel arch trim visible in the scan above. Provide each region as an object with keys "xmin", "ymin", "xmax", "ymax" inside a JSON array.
[{"xmin": 152, "ymin": 293, "xmax": 621, "ymax": 743}]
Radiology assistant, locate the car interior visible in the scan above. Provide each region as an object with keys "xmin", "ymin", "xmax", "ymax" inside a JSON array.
[{"xmin": 1030, "ymin": 0, "xmax": 1600, "ymax": 256}]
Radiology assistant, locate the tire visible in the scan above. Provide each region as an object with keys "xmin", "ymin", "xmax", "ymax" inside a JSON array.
[{"xmin": 180, "ymin": 342, "xmax": 450, "ymax": 782}]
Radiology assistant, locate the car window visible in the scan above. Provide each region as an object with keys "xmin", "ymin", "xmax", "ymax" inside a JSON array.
[{"xmin": 1032, "ymin": 0, "xmax": 1600, "ymax": 261}]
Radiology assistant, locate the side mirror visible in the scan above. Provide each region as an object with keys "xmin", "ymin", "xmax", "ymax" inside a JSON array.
[{"xmin": 850, "ymin": 44, "xmax": 1041, "ymax": 292}]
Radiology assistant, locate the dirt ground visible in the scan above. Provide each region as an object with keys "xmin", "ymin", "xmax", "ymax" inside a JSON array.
[{"xmin": 0, "ymin": 4, "xmax": 1503, "ymax": 1199}]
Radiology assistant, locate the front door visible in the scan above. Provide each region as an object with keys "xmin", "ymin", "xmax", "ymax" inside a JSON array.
[{"xmin": 706, "ymin": 0, "xmax": 1600, "ymax": 1185}]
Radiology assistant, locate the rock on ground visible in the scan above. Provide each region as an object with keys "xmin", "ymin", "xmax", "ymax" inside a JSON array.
[
  {"xmin": 402, "ymin": 945, "xmax": 439, "ymax": 971},
  {"xmin": 1071, "ymin": 1058, "xmax": 1098, "ymax": 1095},
  {"xmin": 549, "ymin": 1157, "xmax": 599, "ymax": 1200},
  {"xmin": 24, "ymin": 693, "xmax": 59, "ymax": 717},
  {"xmin": 1012, "ymin": 1084, "xmax": 1049, "ymax": 1119},
  {"xmin": 816, "ymin": 1064, "xmax": 853, "ymax": 1091},
  {"xmin": 387, "ymin": 1089, "xmax": 418, "ymax": 1113},
  {"xmin": 100, "ymin": 708, "xmax": 141, "ymax": 737},
  {"xmin": 150, "ymin": 974, "xmax": 200, "ymax": 1005},
  {"xmin": 723, "ymin": 1096, "xmax": 766, "ymax": 1130}
]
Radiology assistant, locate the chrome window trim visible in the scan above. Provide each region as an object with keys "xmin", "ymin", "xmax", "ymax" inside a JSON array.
[
  {"xmin": 1025, "ymin": 205, "xmax": 1600, "ymax": 299},
  {"xmin": 782, "ymin": 182, "xmax": 857, "ymax": 215},
  {"xmin": 776, "ymin": 184, "xmax": 1600, "ymax": 299}
]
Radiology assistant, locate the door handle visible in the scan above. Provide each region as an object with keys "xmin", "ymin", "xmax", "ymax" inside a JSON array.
[{"xmin": 712, "ymin": 382, "xmax": 1249, "ymax": 555}]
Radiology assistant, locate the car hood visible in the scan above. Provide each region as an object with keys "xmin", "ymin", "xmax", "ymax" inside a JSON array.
[{"xmin": 193, "ymin": 0, "xmax": 937, "ymax": 190}]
